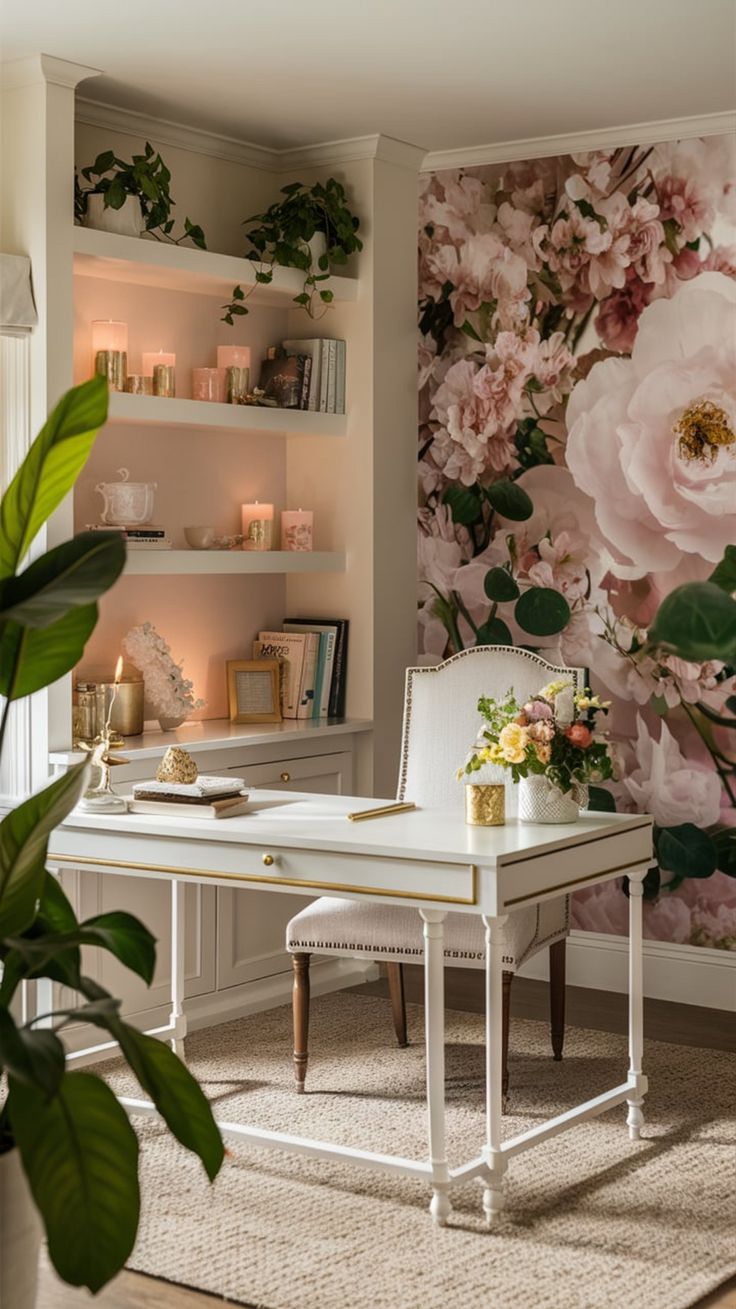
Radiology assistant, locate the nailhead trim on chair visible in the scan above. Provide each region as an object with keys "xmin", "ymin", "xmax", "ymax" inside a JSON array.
[{"xmin": 287, "ymin": 937, "xmax": 515, "ymax": 966}]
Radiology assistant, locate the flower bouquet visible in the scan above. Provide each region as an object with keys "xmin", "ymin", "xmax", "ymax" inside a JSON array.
[{"xmin": 459, "ymin": 680, "xmax": 615, "ymax": 823}]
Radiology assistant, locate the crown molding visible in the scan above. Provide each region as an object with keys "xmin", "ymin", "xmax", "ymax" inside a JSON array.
[
  {"xmin": 2, "ymin": 54, "xmax": 100, "ymax": 92},
  {"xmin": 421, "ymin": 110, "xmax": 736, "ymax": 172},
  {"xmin": 76, "ymin": 98, "xmax": 426, "ymax": 173}
]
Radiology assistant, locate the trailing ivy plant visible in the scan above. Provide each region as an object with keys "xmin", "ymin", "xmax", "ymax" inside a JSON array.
[
  {"xmin": 75, "ymin": 143, "xmax": 207, "ymax": 248},
  {"xmin": 221, "ymin": 178, "xmax": 362, "ymax": 323},
  {"xmin": 0, "ymin": 377, "xmax": 223, "ymax": 1293}
]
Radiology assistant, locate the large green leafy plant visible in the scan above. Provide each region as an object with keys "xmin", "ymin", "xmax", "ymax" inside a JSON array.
[
  {"xmin": 0, "ymin": 377, "xmax": 223, "ymax": 1292},
  {"xmin": 75, "ymin": 143, "xmax": 207, "ymax": 249}
]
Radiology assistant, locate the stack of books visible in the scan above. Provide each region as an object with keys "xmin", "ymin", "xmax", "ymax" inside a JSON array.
[
  {"xmin": 254, "ymin": 619, "xmax": 348, "ymax": 720},
  {"xmin": 87, "ymin": 524, "xmax": 172, "ymax": 550},
  {"xmin": 129, "ymin": 776, "xmax": 248, "ymax": 819},
  {"xmin": 259, "ymin": 339, "xmax": 346, "ymax": 414}
]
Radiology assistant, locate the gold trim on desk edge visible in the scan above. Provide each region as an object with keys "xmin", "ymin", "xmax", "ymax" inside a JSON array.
[
  {"xmin": 49, "ymin": 853, "xmax": 479, "ymax": 907},
  {"xmin": 503, "ymin": 858, "xmax": 651, "ymax": 906}
]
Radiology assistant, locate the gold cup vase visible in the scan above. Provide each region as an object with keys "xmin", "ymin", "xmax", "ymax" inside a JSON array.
[{"xmin": 464, "ymin": 782, "xmax": 506, "ymax": 827}]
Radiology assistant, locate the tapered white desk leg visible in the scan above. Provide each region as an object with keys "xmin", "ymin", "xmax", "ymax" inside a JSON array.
[
  {"xmin": 626, "ymin": 871, "xmax": 647, "ymax": 1140},
  {"xmin": 420, "ymin": 909, "xmax": 451, "ymax": 1226},
  {"xmin": 482, "ymin": 914, "xmax": 508, "ymax": 1225},
  {"xmin": 170, "ymin": 880, "xmax": 187, "ymax": 1059}
]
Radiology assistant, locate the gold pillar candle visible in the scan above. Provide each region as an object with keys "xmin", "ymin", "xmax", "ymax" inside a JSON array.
[
  {"xmin": 153, "ymin": 364, "xmax": 176, "ymax": 397},
  {"xmin": 225, "ymin": 365, "xmax": 250, "ymax": 403},
  {"xmin": 125, "ymin": 374, "xmax": 153, "ymax": 395},
  {"xmin": 465, "ymin": 782, "xmax": 505, "ymax": 827},
  {"xmin": 95, "ymin": 349, "xmax": 127, "ymax": 392},
  {"xmin": 241, "ymin": 501, "xmax": 274, "ymax": 551}
]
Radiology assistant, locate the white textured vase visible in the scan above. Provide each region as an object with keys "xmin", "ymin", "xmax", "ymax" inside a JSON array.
[
  {"xmin": 85, "ymin": 193, "xmax": 144, "ymax": 237},
  {"xmin": 518, "ymin": 774, "xmax": 586, "ymax": 824},
  {"xmin": 0, "ymin": 1148, "xmax": 42, "ymax": 1309}
]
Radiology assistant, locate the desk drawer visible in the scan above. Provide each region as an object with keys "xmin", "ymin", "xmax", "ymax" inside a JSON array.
[{"xmin": 248, "ymin": 845, "xmax": 477, "ymax": 906}]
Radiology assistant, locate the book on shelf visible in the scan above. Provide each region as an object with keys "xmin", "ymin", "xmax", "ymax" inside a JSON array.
[
  {"xmin": 284, "ymin": 622, "xmax": 336, "ymax": 719},
  {"xmin": 295, "ymin": 631, "xmax": 320, "ymax": 719},
  {"xmin": 254, "ymin": 631, "xmax": 309, "ymax": 718},
  {"xmin": 85, "ymin": 523, "xmax": 172, "ymax": 549},
  {"xmin": 280, "ymin": 338, "xmax": 345, "ymax": 413},
  {"xmin": 128, "ymin": 795, "xmax": 249, "ymax": 819},
  {"xmin": 283, "ymin": 339, "xmax": 322, "ymax": 411},
  {"xmin": 283, "ymin": 618, "xmax": 349, "ymax": 718}
]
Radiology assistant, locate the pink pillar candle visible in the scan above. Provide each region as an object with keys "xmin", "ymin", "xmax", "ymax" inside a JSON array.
[
  {"xmin": 217, "ymin": 345, "xmax": 251, "ymax": 370},
  {"xmin": 241, "ymin": 502, "xmax": 274, "ymax": 551},
  {"xmin": 142, "ymin": 350, "xmax": 176, "ymax": 376},
  {"xmin": 92, "ymin": 320, "xmax": 128, "ymax": 354},
  {"xmin": 281, "ymin": 509, "xmax": 313, "ymax": 551},
  {"xmin": 192, "ymin": 367, "xmax": 227, "ymax": 402}
]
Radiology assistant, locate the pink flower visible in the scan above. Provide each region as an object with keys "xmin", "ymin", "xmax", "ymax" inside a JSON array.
[
  {"xmin": 543, "ymin": 209, "xmax": 612, "ymax": 295},
  {"xmin": 703, "ymin": 244, "xmax": 736, "ymax": 278},
  {"xmin": 623, "ymin": 196, "xmax": 671, "ymax": 286},
  {"xmin": 595, "ymin": 273, "xmax": 653, "ymax": 353},
  {"xmin": 566, "ymin": 272, "xmax": 736, "ymax": 576},
  {"xmin": 430, "ymin": 358, "xmax": 517, "ymax": 485},
  {"xmin": 624, "ymin": 715, "xmax": 722, "ymax": 830},
  {"xmin": 524, "ymin": 699, "xmax": 553, "ymax": 721},
  {"xmin": 566, "ymin": 722, "xmax": 592, "ymax": 749},
  {"xmin": 528, "ymin": 720, "xmax": 555, "ymax": 742},
  {"xmin": 424, "ymin": 234, "xmax": 527, "ymax": 328},
  {"xmin": 527, "ymin": 530, "xmax": 590, "ymax": 603},
  {"xmin": 657, "ymin": 175, "xmax": 715, "ymax": 242},
  {"xmin": 672, "ymin": 247, "xmax": 702, "ymax": 281}
]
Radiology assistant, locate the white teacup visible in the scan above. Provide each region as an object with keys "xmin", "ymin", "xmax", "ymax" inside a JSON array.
[{"xmin": 184, "ymin": 525, "xmax": 216, "ymax": 550}]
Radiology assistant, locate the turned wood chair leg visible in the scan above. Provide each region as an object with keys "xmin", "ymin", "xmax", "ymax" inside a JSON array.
[
  {"xmin": 549, "ymin": 938, "xmax": 566, "ymax": 1061},
  {"xmin": 502, "ymin": 970, "xmax": 513, "ymax": 1106},
  {"xmin": 387, "ymin": 962, "xmax": 408, "ymax": 1047},
  {"xmin": 292, "ymin": 952, "xmax": 311, "ymax": 1092}
]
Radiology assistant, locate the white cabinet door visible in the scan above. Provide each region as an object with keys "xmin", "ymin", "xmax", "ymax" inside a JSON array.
[{"xmin": 217, "ymin": 751, "xmax": 352, "ymax": 989}]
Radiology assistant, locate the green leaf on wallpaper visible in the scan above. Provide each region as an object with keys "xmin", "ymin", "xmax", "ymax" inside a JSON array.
[
  {"xmin": 442, "ymin": 484, "xmax": 483, "ymax": 526},
  {"xmin": 656, "ymin": 824, "xmax": 717, "ymax": 881},
  {"xmin": 712, "ymin": 829, "xmax": 736, "ymax": 878},
  {"xmin": 649, "ymin": 582, "xmax": 736, "ymax": 661},
  {"xmin": 483, "ymin": 478, "xmax": 533, "ymax": 521},
  {"xmin": 475, "ymin": 617, "xmax": 513, "ymax": 646},
  {"xmin": 708, "ymin": 545, "xmax": 736, "ymax": 594},
  {"xmin": 483, "ymin": 567, "xmax": 519, "ymax": 603},
  {"xmin": 587, "ymin": 786, "xmax": 617, "ymax": 813},
  {"xmin": 460, "ymin": 320, "xmax": 482, "ymax": 342},
  {"xmin": 514, "ymin": 587, "xmax": 570, "ymax": 637}
]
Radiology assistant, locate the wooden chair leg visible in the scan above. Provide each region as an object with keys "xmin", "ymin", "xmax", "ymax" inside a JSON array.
[
  {"xmin": 549, "ymin": 938, "xmax": 566, "ymax": 1061},
  {"xmin": 502, "ymin": 970, "xmax": 513, "ymax": 1106},
  {"xmin": 292, "ymin": 952, "xmax": 311, "ymax": 1092},
  {"xmin": 386, "ymin": 962, "xmax": 408, "ymax": 1047}
]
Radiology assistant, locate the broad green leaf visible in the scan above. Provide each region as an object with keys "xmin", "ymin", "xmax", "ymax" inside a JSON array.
[
  {"xmin": 0, "ymin": 532, "xmax": 125, "ymax": 628},
  {"xmin": 484, "ymin": 478, "xmax": 533, "ymax": 521},
  {"xmin": 476, "ymin": 617, "xmax": 513, "ymax": 645},
  {"xmin": 587, "ymin": 785, "xmax": 616, "ymax": 813},
  {"xmin": 0, "ymin": 377, "xmax": 108, "ymax": 579},
  {"xmin": 36, "ymin": 870, "xmax": 79, "ymax": 935},
  {"xmin": 0, "ymin": 762, "xmax": 87, "ymax": 936},
  {"xmin": 656, "ymin": 824, "xmax": 717, "ymax": 880},
  {"xmin": 0, "ymin": 873, "xmax": 82, "ymax": 1006},
  {"xmin": 0, "ymin": 1010, "xmax": 65, "ymax": 1096},
  {"xmin": 9, "ymin": 1072, "xmax": 140, "ymax": 1292},
  {"xmin": 0, "ymin": 603, "xmax": 98, "ymax": 699},
  {"xmin": 79, "ymin": 911, "xmax": 157, "ymax": 985},
  {"xmin": 712, "ymin": 828, "xmax": 736, "ymax": 878},
  {"xmin": 708, "ymin": 545, "xmax": 736, "ymax": 595},
  {"xmin": 483, "ymin": 567, "xmax": 520, "ymax": 603},
  {"xmin": 515, "ymin": 587, "xmax": 571, "ymax": 637},
  {"xmin": 442, "ymin": 484, "xmax": 483, "ymax": 526},
  {"xmin": 649, "ymin": 582, "xmax": 736, "ymax": 661}
]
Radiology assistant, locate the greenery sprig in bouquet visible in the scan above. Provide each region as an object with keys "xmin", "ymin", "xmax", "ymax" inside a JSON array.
[{"xmin": 459, "ymin": 680, "xmax": 615, "ymax": 794}]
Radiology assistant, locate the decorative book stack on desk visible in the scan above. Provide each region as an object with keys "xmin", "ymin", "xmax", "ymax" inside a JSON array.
[{"xmin": 130, "ymin": 776, "xmax": 249, "ymax": 819}]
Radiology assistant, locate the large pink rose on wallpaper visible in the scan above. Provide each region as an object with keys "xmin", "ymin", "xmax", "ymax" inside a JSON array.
[{"xmin": 417, "ymin": 137, "xmax": 736, "ymax": 950}]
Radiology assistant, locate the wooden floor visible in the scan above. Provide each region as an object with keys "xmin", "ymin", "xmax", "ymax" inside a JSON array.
[{"xmin": 38, "ymin": 972, "xmax": 736, "ymax": 1309}]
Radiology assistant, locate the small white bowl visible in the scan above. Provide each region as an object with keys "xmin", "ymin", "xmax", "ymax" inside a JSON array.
[{"xmin": 184, "ymin": 526, "xmax": 216, "ymax": 550}]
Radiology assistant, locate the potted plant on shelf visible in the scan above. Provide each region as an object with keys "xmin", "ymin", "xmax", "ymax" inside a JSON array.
[
  {"xmin": 75, "ymin": 142, "xmax": 207, "ymax": 248},
  {"xmin": 0, "ymin": 376, "xmax": 223, "ymax": 1305},
  {"xmin": 221, "ymin": 178, "xmax": 362, "ymax": 323}
]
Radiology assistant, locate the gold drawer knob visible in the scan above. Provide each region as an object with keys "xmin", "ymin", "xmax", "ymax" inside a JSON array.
[
  {"xmin": 280, "ymin": 771, "xmax": 291, "ymax": 783},
  {"xmin": 262, "ymin": 853, "xmax": 274, "ymax": 867}
]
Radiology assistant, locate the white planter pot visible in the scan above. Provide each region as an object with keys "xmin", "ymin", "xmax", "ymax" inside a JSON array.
[
  {"xmin": 0, "ymin": 1148, "xmax": 42, "ymax": 1309},
  {"xmin": 518, "ymin": 774, "xmax": 587, "ymax": 824},
  {"xmin": 85, "ymin": 193, "xmax": 144, "ymax": 238},
  {"xmin": 302, "ymin": 232, "xmax": 328, "ymax": 269}
]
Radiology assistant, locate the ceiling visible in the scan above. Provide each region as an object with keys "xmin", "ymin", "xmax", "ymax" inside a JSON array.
[{"xmin": 1, "ymin": 0, "xmax": 735, "ymax": 152}]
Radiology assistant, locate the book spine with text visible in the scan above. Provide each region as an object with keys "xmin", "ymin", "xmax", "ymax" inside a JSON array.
[{"xmin": 296, "ymin": 632, "xmax": 319, "ymax": 719}]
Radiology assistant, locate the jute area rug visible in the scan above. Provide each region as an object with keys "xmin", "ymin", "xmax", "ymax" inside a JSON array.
[{"xmin": 102, "ymin": 993, "xmax": 735, "ymax": 1309}]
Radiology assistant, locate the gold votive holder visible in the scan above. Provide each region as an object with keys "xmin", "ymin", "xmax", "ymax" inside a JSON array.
[
  {"xmin": 465, "ymin": 782, "xmax": 505, "ymax": 827},
  {"xmin": 153, "ymin": 363, "xmax": 176, "ymax": 397},
  {"xmin": 99, "ymin": 678, "xmax": 145, "ymax": 736},
  {"xmin": 243, "ymin": 519, "xmax": 273, "ymax": 551},
  {"xmin": 225, "ymin": 365, "xmax": 250, "ymax": 403},
  {"xmin": 125, "ymin": 374, "xmax": 153, "ymax": 395},
  {"xmin": 95, "ymin": 349, "xmax": 127, "ymax": 392}
]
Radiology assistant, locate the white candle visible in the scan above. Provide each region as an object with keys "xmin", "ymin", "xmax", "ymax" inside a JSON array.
[
  {"xmin": 281, "ymin": 508, "xmax": 313, "ymax": 551},
  {"xmin": 217, "ymin": 345, "xmax": 251, "ymax": 370},
  {"xmin": 241, "ymin": 501, "xmax": 274, "ymax": 551},
  {"xmin": 92, "ymin": 320, "xmax": 128, "ymax": 354},
  {"xmin": 142, "ymin": 350, "xmax": 176, "ymax": 376}
]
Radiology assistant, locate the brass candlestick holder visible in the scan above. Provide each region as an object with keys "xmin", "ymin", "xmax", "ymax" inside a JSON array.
[{"xmin": 79, "ymin": 658, "xmax": 129, "ymax": 812}]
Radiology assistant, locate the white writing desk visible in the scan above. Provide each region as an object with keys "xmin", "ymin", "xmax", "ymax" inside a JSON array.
[{"xmin": 49, "ymin": 792, "xmax": 653, "ymax": 1226}]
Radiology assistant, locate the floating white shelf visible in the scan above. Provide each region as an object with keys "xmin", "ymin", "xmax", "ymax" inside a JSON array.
[
  {"xmin": 50, "ymin": 716, "xmax": 373, "ymax": 768},
  {"xmin": 122, "ymin": 549, "xmax": 345, "ymax": 576},
  {"xmin": 106, "ymin": 391, "xmax": 346, "ymax": 437},
  {"xmin": 73, "ymin": 227, "xmax": 359, "ymax": 303}
]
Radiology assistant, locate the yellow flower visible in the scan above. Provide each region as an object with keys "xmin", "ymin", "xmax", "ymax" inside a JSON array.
[
  {"xmin": 538, "ymin": 679, "xmax": 572, "ymax": 700},
  {"xmin": 498, "ymin": 722, "xmax": 529, "ymax": 764},
  {"xmin": 534, "ymin": 742, "xmax": 551, "ymax": 765}
]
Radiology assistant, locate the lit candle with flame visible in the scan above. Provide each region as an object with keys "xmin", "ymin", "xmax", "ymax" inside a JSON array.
[{"xmin": 104, "ymin": 656, "xmax": 125, "ymax": 734}]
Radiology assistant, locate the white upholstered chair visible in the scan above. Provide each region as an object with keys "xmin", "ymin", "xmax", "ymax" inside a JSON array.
[{"xmin": 286, "ymin": 647, "xmax": 583, "ymax": 1100}]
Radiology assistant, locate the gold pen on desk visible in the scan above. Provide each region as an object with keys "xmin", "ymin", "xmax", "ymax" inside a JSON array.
[{"xmin": 347, "ymin": 802, "xmax": 417, "ymax": 822}]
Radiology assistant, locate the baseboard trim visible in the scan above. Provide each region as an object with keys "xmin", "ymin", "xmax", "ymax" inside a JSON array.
[{"xmin": 518, "ymin": 930, "xmax": 735, "ymax": 1011}]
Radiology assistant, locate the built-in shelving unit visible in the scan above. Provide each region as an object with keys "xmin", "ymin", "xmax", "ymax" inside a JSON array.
[
  {"xmin": 123, "ymin": 549, "xmax": 345, "ymax": 576},
  {"xmin": 107, "ymin": 391, "xmax": 346, "ymax": 436},
  {"xmin": 73, "ymin": 227, "xmax": 360, "ymax": 303}
]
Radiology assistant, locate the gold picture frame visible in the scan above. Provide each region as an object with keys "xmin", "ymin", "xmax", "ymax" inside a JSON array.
[{"xmin": 226, "ymin": 659, "xmax": 282, "ymax": 724}]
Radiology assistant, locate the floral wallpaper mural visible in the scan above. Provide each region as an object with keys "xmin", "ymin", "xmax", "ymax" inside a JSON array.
[{"xmin": 417, "ymin": 135, "xmax": 736, "ymax": 949}]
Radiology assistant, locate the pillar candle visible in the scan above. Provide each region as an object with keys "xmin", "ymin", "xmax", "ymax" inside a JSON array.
[
  {"xmin": 217, "ymin": 345, "xmax": 251, "ymax": 370},
  {"xmin": 241, "ymin": 501, "xmax": 274, "ymax": 551},
  {"xmin": 92, "ymin": 320, "xmax": 128, "ymax": 354},
  {"xmin": 142, "ymin": 350, "xmax": 176, "ymax": 376},
  {"xmin": 192, "ymin": 367, "xmax": 227, "ymax": 402},
  {"xmin": 281, "ymin": 509, "xmax": 313, "ymax": 551}
]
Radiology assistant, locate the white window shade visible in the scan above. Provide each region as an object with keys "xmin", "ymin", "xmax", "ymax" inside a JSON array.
[{"xmin": 0, "ymin": 254, "xmax": 38, "ymax": 336}]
